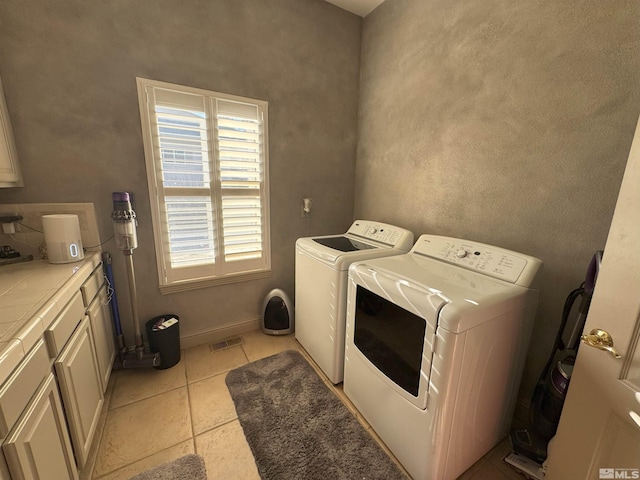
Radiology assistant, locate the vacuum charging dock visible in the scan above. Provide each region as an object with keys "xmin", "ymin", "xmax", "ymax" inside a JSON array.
[{"xmin": 110, "ymin": 192, "xmax": 162, "ymax": 369}]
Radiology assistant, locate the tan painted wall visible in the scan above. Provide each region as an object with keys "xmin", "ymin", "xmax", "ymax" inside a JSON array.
[
  {"xmin": 356, "ymin": 0, "xmax": 640, "ymax": 401},
  {"xmin": 2, "ymin": 0, "xmax": 639, "ymax": 415},
  {"xmin": 0, "ymin": 0, "xmax": 361, "ymax": 340}
]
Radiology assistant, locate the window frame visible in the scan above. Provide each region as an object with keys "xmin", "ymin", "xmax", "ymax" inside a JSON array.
[{"xmin": 136, "ymin": 78, "xmax": 271, "ymax": 294}]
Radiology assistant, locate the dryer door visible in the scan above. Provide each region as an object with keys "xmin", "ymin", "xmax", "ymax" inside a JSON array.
[{"xmin": 348, "ymin": 265, "xmax": 446, "ymax": 409}]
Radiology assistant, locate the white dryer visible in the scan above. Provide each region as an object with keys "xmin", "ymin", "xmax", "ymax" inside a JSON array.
[
  {"xmin": 344, "ymin": 234, "xmax": 542, "ymax": 480},
  {"xmin": 295, "ymin": 220, "xmax": 414, "ymax": 384}
]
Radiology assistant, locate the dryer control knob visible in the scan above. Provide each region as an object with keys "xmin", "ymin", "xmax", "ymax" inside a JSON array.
[
  {"xmin": 370, "ymin": 227, "xmax": 378, "ymax": 234},
  {"xmin": 456, "ymin": 249, "xmax": 467, "ymax": 258}
]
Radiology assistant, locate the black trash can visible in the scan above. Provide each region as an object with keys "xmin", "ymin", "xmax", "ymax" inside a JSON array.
[{"xmin": 145, "ymin": 315, "xmax": 180, "ymax": 370}]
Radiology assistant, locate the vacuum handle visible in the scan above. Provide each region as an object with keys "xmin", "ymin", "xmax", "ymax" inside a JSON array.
[{"xmin": 580, "ymin": 329, "xmax": 622, "ymax": 359}]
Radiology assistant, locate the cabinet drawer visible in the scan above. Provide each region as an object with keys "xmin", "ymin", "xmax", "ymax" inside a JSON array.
[
  {"xmin": 81, "ymin": 264, "xmax": 104, "ymax": 307},
  {"xmin": 45, "ymin": 291, "xmax": 84, "ymax": 358},
  {"xmin": 0, "ymin": 339, "xmax": 49, "ymax": 437}
]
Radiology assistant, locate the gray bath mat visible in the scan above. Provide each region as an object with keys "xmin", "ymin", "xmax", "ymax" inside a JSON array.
[
  {"xmin": 126, "ymin": 453, "xmax": 206, "ymax": 480},
  {"xmin": 225, "ymin": 350, "xmax": 408, "ymax": 480}
]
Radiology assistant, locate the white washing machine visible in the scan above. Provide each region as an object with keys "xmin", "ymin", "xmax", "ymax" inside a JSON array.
[
  {"xmin": 344, "ymin": 234, "xmax": 542, "ymax": 480},
  {"xmin": 295, "ymin": 220, "xmax": 414, "ymax": 384}
]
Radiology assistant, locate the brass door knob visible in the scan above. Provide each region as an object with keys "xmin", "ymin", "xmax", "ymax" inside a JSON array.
[{"xmin": 580, "ymin": 329, "xmax": 622, "ymax": 359}]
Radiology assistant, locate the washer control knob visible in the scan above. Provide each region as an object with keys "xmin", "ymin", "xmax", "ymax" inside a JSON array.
[
  {"xmin": 370, "ymin": 227, "xmax": 378, "ymax": 235},
  {"xmin": 456, "ymin": 249, "xmax": 467, "ymax": 258}
]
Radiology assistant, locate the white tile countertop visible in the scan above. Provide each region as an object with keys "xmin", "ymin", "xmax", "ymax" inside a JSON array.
[{"xmin": 0, "ymin": 252, "xmax": 102, "ymax": 385}]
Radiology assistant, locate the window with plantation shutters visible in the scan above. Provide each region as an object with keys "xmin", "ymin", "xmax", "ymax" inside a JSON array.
[{"xmin": 137, "ymin": 78, "xmax": 271, "ymax": 292}]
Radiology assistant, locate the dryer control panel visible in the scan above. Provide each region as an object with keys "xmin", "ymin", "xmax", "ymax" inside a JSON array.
[
  {"xmin": 347, "ymin": 220, "xmax": 414, "ymax": 250},
  {"xmin": 411, "ymin": 234, "xmax": 542, "ymax": 287}
]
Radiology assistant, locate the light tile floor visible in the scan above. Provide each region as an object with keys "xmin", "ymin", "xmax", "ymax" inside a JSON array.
[{"xmin": 84, "ymin": 330, "xmax": 526, "ymax": 480}]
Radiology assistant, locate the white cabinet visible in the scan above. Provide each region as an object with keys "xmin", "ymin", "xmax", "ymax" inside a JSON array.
[
  {"xmin": 0, "ymin": 255, "xmax": 115, "ymax": 479},
  {"xmin": 55, "ymin": 315, "xmax": 104, "ymax": 469},
  {"xmin": 0, "ymin": 75, "xmax": 22, "ymax": 188},
  {"xmin": 0, "ymin": 341, "xmax": 50, "ymax": 439},
  {"xmin": 2, "ymin": 373, "xmax": 78, "ymax": 480},
  {"xmin": 88, "ymin": 286, "xmax": 116, "ymax": 393}
]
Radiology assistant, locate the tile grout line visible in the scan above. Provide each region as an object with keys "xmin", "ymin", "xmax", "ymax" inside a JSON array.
[
  {"xmin": 107, "ymin": 383, "xmax": 186, "ymax": 412},
  {"xmin": 184, "ymin": 360, "xmax": 196, "ymax": 454}
]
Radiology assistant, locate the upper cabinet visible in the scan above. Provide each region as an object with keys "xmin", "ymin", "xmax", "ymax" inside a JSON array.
[{"xmin": 0, "ymin": 75, "xmax": 23, "ymax": 188}]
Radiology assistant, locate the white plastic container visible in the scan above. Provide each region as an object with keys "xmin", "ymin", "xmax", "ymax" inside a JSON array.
[{"xmin": 42, "ymin": 214, "xmax": 84, "ymax": 264}]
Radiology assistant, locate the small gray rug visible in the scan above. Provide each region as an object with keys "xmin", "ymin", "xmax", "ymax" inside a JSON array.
[
  {"xmin": 225, "ymin": 350, "xmax": 408, "ymax": 480},
  {"xmin": 126, "ymin": 454, "xmax": 206, "ymax": 480}
]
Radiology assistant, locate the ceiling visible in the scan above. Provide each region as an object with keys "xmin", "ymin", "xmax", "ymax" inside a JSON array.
[{"xmin": 324, "ymin": 0, "xmax": 385, "ymax": 17}]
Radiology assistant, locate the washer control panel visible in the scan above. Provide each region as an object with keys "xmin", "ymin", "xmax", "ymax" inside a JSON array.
[
  {"xmin": 347, "ymin": 220, "xmax": 414, "ymax": 250},
  {"xmin": 412, "ymin": 234, "xmax": 542, "ymax": 287}
]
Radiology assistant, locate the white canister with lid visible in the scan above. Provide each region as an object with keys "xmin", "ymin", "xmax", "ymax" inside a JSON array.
[{"xmin": 42, "ymin": 214, "xmax": 84, "ymax": 264}]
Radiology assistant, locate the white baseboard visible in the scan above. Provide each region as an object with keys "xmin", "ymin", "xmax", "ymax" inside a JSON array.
[{"xmin": 179, "ymin": 318, "xmax": 261, "ymax": 349}]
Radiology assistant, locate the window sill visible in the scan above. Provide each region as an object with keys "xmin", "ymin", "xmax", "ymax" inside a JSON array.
[{"xmin": 159, "ymin": 269, "xmax": 272, "ymax": 294}]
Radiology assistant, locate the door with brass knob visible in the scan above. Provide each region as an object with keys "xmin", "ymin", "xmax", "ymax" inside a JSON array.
[
  {"xmin": 580, "ymin": 328, "xmax": 622, "ymax": 359},
  {"xmin": 546, "ymin": 116, "xmax": 640, "ymax": 478}
]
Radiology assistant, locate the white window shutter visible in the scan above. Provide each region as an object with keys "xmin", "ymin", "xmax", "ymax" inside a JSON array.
[
  {"xmin": 137, "ymin": 78, "xmax": 270, "ymax": 289},
  {"xmin": 215, "ymin": 99, "xmax": 265, "ymax": 265}
]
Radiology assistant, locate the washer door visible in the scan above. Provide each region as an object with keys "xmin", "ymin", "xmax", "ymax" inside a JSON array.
[
  {"xmin": 295, "ymin": 235, "xmax": 382, "ymax": 268},
  {"xmin": 312, "ymin": 236, "xmax": 376, "ymax": 252}
]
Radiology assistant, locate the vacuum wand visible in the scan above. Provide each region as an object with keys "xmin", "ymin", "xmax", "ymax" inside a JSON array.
[
  {"xmin": 124, "ymin": 253, "xmax": 144, "ymax": 360},
  {"xmin": 112, "ymin": 192, "xmax": 160, "ymax": 367}
]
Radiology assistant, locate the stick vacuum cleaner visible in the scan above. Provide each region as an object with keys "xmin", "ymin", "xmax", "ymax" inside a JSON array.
[
  {"xmin": 111, "ymin": 192, "xmax": 161, "ymax": 368},
  {"xmin": 504, "ymin": 251, "xmax": 603, "ymax": 479}
]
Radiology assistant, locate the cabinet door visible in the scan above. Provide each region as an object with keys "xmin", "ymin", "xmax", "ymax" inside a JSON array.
[
  {"xmin": 55, "ymin": 315, "xmax": 104, "ymax": 468},
  {"xmin": 88, "ymin": 287, "xmax": 116, "ymax": 392},
  {"xmin": 0, "ymin": 75, "xmax": 22, "ymax": 187},
  {"xmin": 3, "ymin": 373, "xmax": 79, "ymax": 480}
]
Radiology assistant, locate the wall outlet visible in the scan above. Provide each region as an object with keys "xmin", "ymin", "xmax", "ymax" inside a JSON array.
[
  {"xmin": 301, "ymin": 198, "xmax": 312, "ymax": 217},
  {"xmin": 1, "ymin": 222, "xmax": 16, "ymax": 234},
  {"xmin": 0, "ymin": 202, "xmax": 101, "ymax": 256}
]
